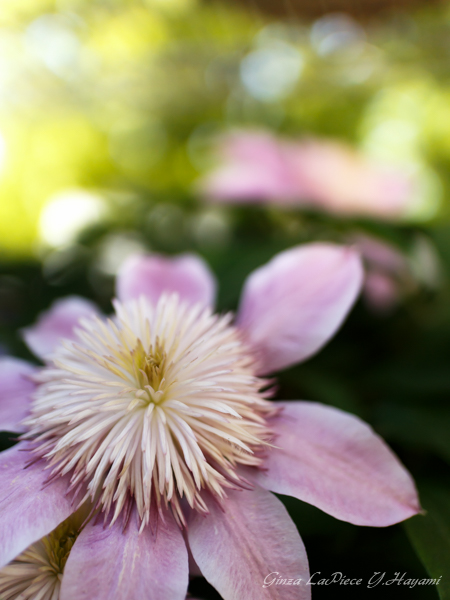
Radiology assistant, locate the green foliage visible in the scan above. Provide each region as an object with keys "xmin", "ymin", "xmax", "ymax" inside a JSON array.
[{"xmin": 405, "ymin": 485, "xmax": 450, "ymax": 600}]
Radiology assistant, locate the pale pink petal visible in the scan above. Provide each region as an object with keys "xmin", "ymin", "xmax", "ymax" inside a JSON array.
[
  {"xmin": 200, "ymin": 130, "xmax": 301, "ymax": 203},
  {"xmin": 363, "ymin": 271, "xmax": 400, "ymax": 314},
  {"xmin": 116, "ymin": 254, "xmax": 216, "ymax": 308},
  {"xmin": 236, "ymin": 243, "xmax": 363, "ymax": 373},
  {"xmin": 61, "ymin": 509, "xmax": 188, "ymax": 600},
  {"xmin": 288, "ymin": 139, "xmax": 412, "ymax": 219},
  {"xmin": 21, "ymin": 296, "xmax": 99, "ymax": 361},
  {"xmin": 201, "ymin": 131, "xmax": 414, "ymax": 217},
  {"xmin": 352, "ymin": 235, "xmax": 411, "ymax": 313},
  {"xmin": 253, "ymin": 401, "xmax": 420, "ymax": 526},
  {"xmin": 0, "ymin": 443, "xmax": 75, "ymax": 568},
  {"xmin": 187, "ymin": 544, "xmax": 202, "ymax": 578},
  {"xmin": 201, "ymin": 164, "xmax": 290, "ymax": 203},
  {"xmin": 188, "ymin": 487, "xmax": 310, "ymax": 600},
  {"xmin": 0, "ymin": 358, "xmax": 37, "ymax": 432},
  {"xmin": 352, "ymin": 234, "xmax": 408, "ymax": 274}
]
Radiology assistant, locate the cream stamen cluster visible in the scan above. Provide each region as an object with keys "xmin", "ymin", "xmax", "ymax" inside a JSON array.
[
  {"xmin": 0, "ymin": 519, "xmax": 78, "ymax": 600},
  {"xmin": 24, "ymin": 295, "xmax": 274, "ymax": 527}
]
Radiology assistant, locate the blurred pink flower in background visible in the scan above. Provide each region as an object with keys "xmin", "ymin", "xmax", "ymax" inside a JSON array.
[
  {"xmin": 199, "ymin": 128, "xmax": 441, "ymax": 315},
  {"xmin": 352, "ymin": 235, "xmax": 414, "ymax": 314},
  {"xmin": 0, "ymin": 245, "xmax": 421, "ymax": 600},
  {"xmin": 199, "ymin": 130, "xmax": 302, "ymax": 203},
  {"xmin": 200, "ymin": 129, "xmax": 415, "ymax": 220},
  {"xmin": 353, "ymin": 234, "xmax": 442, "ymax": 314}
]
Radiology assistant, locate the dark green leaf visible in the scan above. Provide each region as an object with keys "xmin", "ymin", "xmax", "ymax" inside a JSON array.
[{"xmin": 404, "ymin": 486, "xmax": 450, "ymax": 600}]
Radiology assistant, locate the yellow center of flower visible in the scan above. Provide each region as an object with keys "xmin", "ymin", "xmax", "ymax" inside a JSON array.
[{"xmin": 24, "ymin": 294, "xmax": 274, "ymax": 528}]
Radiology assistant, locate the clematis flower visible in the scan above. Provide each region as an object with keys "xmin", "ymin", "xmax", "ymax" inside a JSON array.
[
  {"xmin": 352, "ymin": 234, "xmax": 442, "ymax": 314},
  {"xmin": 0, "ymin": 244, "xmax": 420, "ymax": 600},
  {"xmin": 200, "ymin": 129, "xmax": 415, "ymax": 220},
  {"xmin": 198, "ymin": 130, "xmax": 302, "ymax": 204},
  {"xmin": 353, "ymin": 234, "xmax": 414, "ymax": 313}
]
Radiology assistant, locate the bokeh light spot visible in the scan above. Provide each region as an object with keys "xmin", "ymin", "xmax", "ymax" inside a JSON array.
[{"xmin": 39, "ymin": 190, "xmax": 108, "ymax": 248}]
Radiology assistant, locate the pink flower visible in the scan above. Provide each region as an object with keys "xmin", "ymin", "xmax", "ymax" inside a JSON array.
[
  {"xmin": 198, "ymin": 130, "xmax": 303, "ymax": 204},
  {"xmin": 0, "ymin": 244, "xmax": 420, "ymax": 600},
  {"xmin": 200, "ymin": 130, "xmax": 414, "ymax": 220},
  {"xmin": 352, "ymin": 234, "xmax": 415, "ymax": 314}
]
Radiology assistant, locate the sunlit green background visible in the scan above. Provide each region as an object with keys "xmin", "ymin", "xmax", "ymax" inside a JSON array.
[
  {"xmin": 2, "ymin": 0, "xmax": 450, "ymax": 258},
  {"xmin": 1, "ymin": 1, "xmax": 450, "ymax": 599}
]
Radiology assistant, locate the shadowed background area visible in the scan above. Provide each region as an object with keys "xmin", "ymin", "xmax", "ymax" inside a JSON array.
[
  {"xmin": 234, "ymin": 0, "xmax": 444, "ymax": 18},
  {"xmin": 0, "ymin": 0, "xmax": 450, "ymax": 598}
]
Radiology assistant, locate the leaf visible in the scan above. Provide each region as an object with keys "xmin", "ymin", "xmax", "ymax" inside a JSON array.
[
  {"xmin": 404, "ymin": 486, "xmax": 450, "ymax": 600},
  {"xmin": 375, "ymin": 404, "xmax": 450, "ymax": 465}
]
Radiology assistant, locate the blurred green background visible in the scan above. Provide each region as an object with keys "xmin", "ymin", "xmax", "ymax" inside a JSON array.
[{"xmin": 1, "ymin": 0, "xmax": 450, "ymax": 598}]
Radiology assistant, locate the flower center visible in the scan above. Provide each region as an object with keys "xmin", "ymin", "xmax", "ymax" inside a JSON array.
[
  {"xmin": 136, "ymin": 341, "xmax": 167, "ymax": 402},
  {"xmin": 24, "ymin": 294, "xmax": 274, "ymax": 528},
  {"xmin": 0, "ymin": 517, "xmax": 79, "ymax": 600}
]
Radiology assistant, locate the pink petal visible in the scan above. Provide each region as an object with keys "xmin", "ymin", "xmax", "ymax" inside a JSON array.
[
  {"xmin": 236, "ymin": 243, "xmax": 363, "ymax": 374},
  {"xmin": 199, "ymin": 130, "xmax": 301, "ymax": 204},
  {"xmin": 352, "ymin": 234, "xmax": 408, "ymax": 274},
  {"xmin": 0, "ymin": 443, "xmax": 75, "ymax": 568},
  {"xmin": 288, "ymin": 139, "xmax": 412, "ymax": 219},
  {"xmin": 253, "ymin": 401, "xmax": 420, "ymax": 526},
  {"xmin": 201, "ymin": 164, "xmax": 291, "ymax": 203},
  {"xmin": 187, "ymin": 544, "xmax": 202, "ymax": 578},
  {"xmin": 363, "ymin": 271, "xmax": 401, "ymax": 314},
  {"xmin": 116, "ymin": 253, "xmax": 216, "ymax": 307},
  {"xmin": 187, "ymin": 487, "xmax": 310, "ymax": 600},
  {"xmin": 22, "ymin": 296, "xmax": 99, "ymax": 361},
  {"xmin": 60, "ymin": 509, "xmax": 188, "ymax": 600},
  {"xmin": 0, "ymin": 358, "xmax": 37, "ymax": 432}
]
